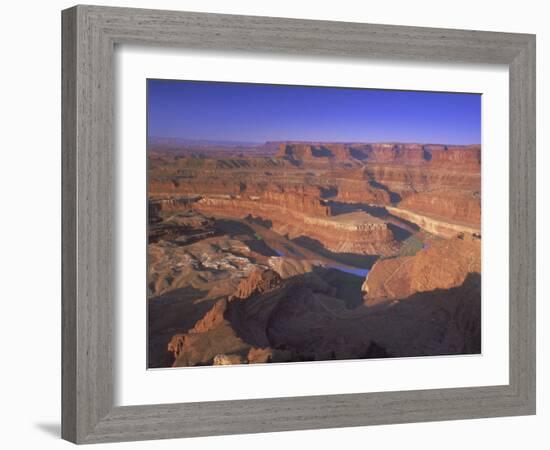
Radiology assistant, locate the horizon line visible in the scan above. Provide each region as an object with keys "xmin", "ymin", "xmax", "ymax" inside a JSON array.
[{"xmin": 148, "ymin": 136, "xmax": 482, "ymax": 147}]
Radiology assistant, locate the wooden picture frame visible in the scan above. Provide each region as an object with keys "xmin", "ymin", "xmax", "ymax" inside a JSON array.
[{"xmin": 61, "ymin": 5, "xmax": 536, "ymax": 444}]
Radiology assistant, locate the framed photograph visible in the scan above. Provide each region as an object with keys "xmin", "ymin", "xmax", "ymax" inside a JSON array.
[{"xmin": 62, "ymin": 5, "xmax": 536, "ymax": 444}]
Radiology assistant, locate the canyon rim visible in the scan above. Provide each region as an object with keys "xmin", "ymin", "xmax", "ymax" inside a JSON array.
[{"xmin": 147, "ymin": 79, "xmax": 482, "ymax": 368}]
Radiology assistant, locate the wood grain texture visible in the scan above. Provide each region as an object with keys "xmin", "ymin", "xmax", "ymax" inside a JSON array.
[
  {"xmin": 61, "ymin": 7, "xmax": 77, "ymax": 443},
  {"xmin": 61, "ymin": 4, "xmax": 536, "ymax": 444}
]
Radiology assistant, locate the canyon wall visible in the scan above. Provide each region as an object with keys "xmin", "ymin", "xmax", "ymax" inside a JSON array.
[
  {"xmin": 397, "ymin": 190, "xmax": 480, "ymax": 225},
  {"xmin": 194, "ymin": 196, "xmax": 398, "ymax": 256},
  {"xmin": 386, "ymin": 206, "xmax": 480, "ymax": 238},
  {"xmin": 277, "ymin": 142, "xmax": 480, "ymax": 166},
  {"xmin": 362, "ymin": 234, "xmax": 481, "ymax": 306},
  {"xmin": 149, "ymin": 141, "xmax": 481, "ymax": 256}
]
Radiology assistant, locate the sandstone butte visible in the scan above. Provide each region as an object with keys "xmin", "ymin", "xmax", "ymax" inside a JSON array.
[
  {"xmin": 147, "ymin": 141, "xmax": 482, "ymax": 367},
  {"xmin": 361, "ymin": 234, "xmax": 481, "ymax": 307}
]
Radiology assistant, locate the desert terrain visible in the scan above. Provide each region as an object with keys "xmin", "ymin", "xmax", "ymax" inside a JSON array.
[{"xmin": 147, "ymin": 141, "xmax": 481, "ymax": 368}]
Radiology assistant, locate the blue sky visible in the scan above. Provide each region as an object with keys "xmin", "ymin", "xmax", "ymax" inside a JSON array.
[{"xmin": 147, "ymin": 79, "xmax": 481, "ymax": 145}]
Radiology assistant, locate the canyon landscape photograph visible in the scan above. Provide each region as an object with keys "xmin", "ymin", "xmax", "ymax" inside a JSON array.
[{"xmin": 147, "ymin": 79, "xmax": 482, "ymax": 368}]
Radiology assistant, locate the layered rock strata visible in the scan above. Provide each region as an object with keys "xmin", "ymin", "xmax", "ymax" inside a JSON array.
[
  {"xmin": 148, "ymin": 141, "xmax": 482, "ymax": 367},
  {"xmin": 195, "ymin": 196, "xmax": 398, "ymax": 256},
  {"xmin": 386, "ymin": 206, "xmax": 480, "ymax": 238},
  {"xmin": 362, "ymin": 234, "xmax": 481, "ymax": 306},
  {"xmin": 397, "ymin": 190, "xmax": 481, "ymax": 225}
]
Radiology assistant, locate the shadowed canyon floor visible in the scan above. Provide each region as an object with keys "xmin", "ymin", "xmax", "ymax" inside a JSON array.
[{"xmin": 147, "ymin": 142, "xmax": 482, "ymax": 368}]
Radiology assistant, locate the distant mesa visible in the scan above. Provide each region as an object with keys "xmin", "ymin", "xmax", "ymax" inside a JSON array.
[{"xmin": 276, "ymin": 142, "xmax": 480, "ymax": 168}]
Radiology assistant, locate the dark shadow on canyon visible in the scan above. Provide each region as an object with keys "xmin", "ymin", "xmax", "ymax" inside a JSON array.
[
  {"xmin": 327, "ymin": 200, "xmax": 388, "ymax": 218},
  {"xmin": 148, "ymin": 285, "xmax": 211, "ymax": 368},
  {"xmin": 244, "ymin": 215, "xmax": 273, "ymax": 229},
  {"xmin": 349, "ymin": 147, "xmax": 369, "ymax": 160},
  {"xmin": 214, "ymin": 218, "xmax": 256, "ymax": 236},
  {"xmin": 244, "ymin": 239, "xmax": 279, "ymax": 257},
  {"xmin": 213, "ymin": 218, "xmax": 280, "ymax": 256},
  {"xmin": 320, "ymin": 186, "xmax": 338, "ymax": 199},
  {"xmin": 312, "ymin": 145, "xmax": 334, "ymax": 157},
  {"xmin": 327, "ymin": 200, "xmax": 419, "ymax": 242},
  {"xmin": 368, "ymin": 180, "xmax": 402, "ymax": 203},
  {"xmin": 387, "ymin": 223, "xmax": 412, "ymax": 241},
  {"xmin": 292, "ymin": 235, "xmax": 379, "ymax": 269},
  {"xmin": 148, "ymin": 266, "xmax": 481, "ymax": 367},
  {"xmin": 221, "ymin": 271, "xmax": 481, "ymax": 364}
]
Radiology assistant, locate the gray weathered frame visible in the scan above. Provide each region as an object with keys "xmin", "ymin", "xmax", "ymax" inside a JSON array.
[{"xmin": 62, "ymin": 4, "xmax": 536, "ymax": 444}]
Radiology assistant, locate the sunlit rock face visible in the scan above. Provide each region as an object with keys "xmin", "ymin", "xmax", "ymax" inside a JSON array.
[{"xmin": 361, "ymin": 234, "xmax": 481, "ymax": 306}]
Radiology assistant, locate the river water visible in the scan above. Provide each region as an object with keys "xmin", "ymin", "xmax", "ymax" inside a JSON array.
[{"xmin": 274, "ymin": 249, "xmax": 369, "ymax": 277}]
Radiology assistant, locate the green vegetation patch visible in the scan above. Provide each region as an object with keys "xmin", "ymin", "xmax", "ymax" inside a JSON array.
[{"xmin": 398, "ymin": 235, "xmax": 424, "ymax": 257}]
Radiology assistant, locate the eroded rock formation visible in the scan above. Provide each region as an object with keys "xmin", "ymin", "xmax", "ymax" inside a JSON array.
[
  {"xmin": 148, "ymin": 140, "xmax": 482, "ymax": 367},
  {"xmin": 362, "ymin": 234, "xmax": 481, "ymax": 306},
  {"xmin": 398, "ymin": 189, "xmax": 481, "ymax": 225},
  {"xmin": 231, "ymin": 268, "xmax": 282, "ymax": 300}
]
